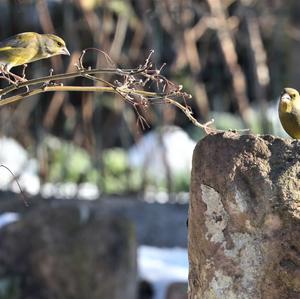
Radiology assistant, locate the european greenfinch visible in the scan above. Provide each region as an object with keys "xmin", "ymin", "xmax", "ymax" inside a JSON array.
[
  {"xmin": 0, "ymin": 32, "xmax": 70, "ymax": 72},
  {"xmin": 279, "ymin": 87, "xmax": 300, "ymax": 139}
]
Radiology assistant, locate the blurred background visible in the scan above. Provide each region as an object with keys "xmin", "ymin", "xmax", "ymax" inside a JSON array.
[{"xmin": 0, "ymin": 0, "xmax": 298, "ymax": 298}]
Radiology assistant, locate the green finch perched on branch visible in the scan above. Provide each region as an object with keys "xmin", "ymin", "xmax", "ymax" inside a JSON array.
[{"xmin": 0, "ymin": 32, "xmax": 69, "ymax": 81}]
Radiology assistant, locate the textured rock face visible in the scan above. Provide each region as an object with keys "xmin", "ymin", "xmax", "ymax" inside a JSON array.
[
  {"xmin": 188, "ymin": 132, "xmax": 300, "ymax": 299},
  {"xmin": 0, "ymin": 205, "xmax": 137, "ymax": 299}
]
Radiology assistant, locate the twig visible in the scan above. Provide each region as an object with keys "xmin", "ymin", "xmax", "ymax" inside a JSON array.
[
  {"xmin": 0, "ymin": 165, "xmax": 29, "ymax": 207},
  {"xmin": 165, "ymin": 97, "xmax": 215, "ymax": 133},
  {"xmin": 0, "ymin": 67, "xmax": 147, "ymax": 97},
  {"xmin": 0, "ymin": 49, "xmax": 216, "ymax": 134}
]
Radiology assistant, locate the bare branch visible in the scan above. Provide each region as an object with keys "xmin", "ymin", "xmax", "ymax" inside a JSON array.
[
  {"xmin": 0, "ymin": 50, "xmax": 215, "ymax": 133},
  {"xmin": 0, "ymin": 165, "xmax": 29, "ymax": 207}
]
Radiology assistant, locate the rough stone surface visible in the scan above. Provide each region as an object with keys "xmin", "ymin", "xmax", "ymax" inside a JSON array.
[
  {"xmin": 0, "ymin": 204, "xmax": 137, "ymax": 299},
  {"xmin": 188, "ymin": 132, "xmax": 300, "ymax": 299}
]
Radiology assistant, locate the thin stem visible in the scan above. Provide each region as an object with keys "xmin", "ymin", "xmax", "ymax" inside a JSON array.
[
  {"xmin": 0, "ymin": 67, "xmax": 145, "ymax": 97},
  {"xmin": 0, "ymin": 49, "xmax": 216, "ymax": 134},
  {"xmin": 0, "ymin": 85, "xmax": 158, "ymax": 106},
  {"xmin": 0, "ymin": 164, "xmax": 29, "ymax": 206},
  {"xmin": 0, "ymin": 83, "xmax": 215, "ymax": 133},
  {"xmin": 165, "ymin": 97, "xmax": 215, "ymax": 132}
]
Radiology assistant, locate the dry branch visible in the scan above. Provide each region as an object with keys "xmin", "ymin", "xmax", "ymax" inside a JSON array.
[{"xmin": 0, "ymin": 50, "xmax": 215, "ymax": 133}]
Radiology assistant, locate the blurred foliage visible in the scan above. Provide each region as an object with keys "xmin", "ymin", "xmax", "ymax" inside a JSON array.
[
  {"xmin": 173, "ymin": 174, "xmax": 190, "ymax": 193},
  {"xmin": 46, "ymin": 137, "xmax": 94, "ymax": 183},
  {"xmin": 0, "ymin": 0, "xmax": 299, "ymax": 194},
  {"xmin": 101, "ymin": 148, "xmax": 141, "ymax": 194},
  {"xmin": 44, "ymin": 136, "xmax": 143, "ymax": 194},
  {"xmin": 43, "ymin": 135, "xmax": 191, "ymax": 194}
]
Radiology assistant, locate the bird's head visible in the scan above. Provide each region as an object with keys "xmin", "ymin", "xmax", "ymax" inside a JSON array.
[
  {"xmin": 41, "ymin": 34, "xmax": 70, "ymax": 58},
  {"xmin": 280, "ymin": 87, "xmax": 299, "ymax": 103},
  {"xmin": 280, "ymin": 87, "xmax": 300, "ymax": 113}
]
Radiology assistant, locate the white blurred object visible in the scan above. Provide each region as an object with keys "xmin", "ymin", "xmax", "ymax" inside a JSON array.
[
  {"xmin": 128, "ymin": 126, "xmax": 196, "ymax": 179},
  {"xmin": 138, "ymin": 246, "xmax": 188, "ymax": 299},
  {"xmin": 78, "ymin": 182, "xmax": 100, "ymax": 200},
  {"xmin": 0, "ymin": 212, "xmax": 19, "ymax": 229},
  {"xmin": 41, "ymin": 182, "xmax": 100, "ymax": 200},
  {"xmin": 0, "ymin": 137, "xmax": 40, "ymax": 195},
  {"xmin": 41, "ymin": 182, "xmax": 78, "ymax": 199}
]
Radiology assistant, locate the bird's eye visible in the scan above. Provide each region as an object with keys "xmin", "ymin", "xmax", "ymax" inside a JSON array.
[{"xmin": 57, "ymin": 41, "xmax": 63, "ymax": 47}]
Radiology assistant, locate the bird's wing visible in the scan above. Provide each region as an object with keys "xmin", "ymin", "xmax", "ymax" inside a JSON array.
[{"xmin": 0, "ymin": 34, "xmax": 31, "ymax": 51}]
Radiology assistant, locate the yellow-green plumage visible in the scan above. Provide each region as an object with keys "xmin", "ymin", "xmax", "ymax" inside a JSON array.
[
  {"xmin": 0, "ymin": 32, "xmax": 69, "ymax": 71},
  {"xmin": 279, "ymin": 87, "xmax": 300, "ymax": 139}
]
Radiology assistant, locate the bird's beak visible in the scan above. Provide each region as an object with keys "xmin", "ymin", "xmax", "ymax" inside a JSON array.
[
  {"xmin": 61, "ymin": 47, "xmax": 70, "ymax": 56},
  {"xmin": 281, "ymin": 92, "xmax": 291, "ymax": 102}
]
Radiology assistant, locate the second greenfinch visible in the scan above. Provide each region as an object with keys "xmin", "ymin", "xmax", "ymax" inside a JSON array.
[
  {"xmin": 0, "ymin": 32, "xmax": 70, "ymax": 71},
  {"xmin": 279, "ymin": 87, "xmax": 300, "ymax": 139}
]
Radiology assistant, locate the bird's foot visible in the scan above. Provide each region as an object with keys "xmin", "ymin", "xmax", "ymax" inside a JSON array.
[
  {"xmin": 0, "ymin": 66, "xmax": 27, "ymax": 85},
  {"xmin": 7, "ymin": 71, "xmax": 27, "ymax": 84},
  {"xmin": 0, "ymin": 73, "xmax": 17, "ymax": 86}
]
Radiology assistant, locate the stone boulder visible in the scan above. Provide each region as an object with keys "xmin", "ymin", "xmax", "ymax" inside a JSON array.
[
  {"xmin": 0, "ymin": 204, "xmax": 136, "ymax": 299},
  {"xmin": 188, "ymin": 132, "xmax": 300, "ymax": 298}
]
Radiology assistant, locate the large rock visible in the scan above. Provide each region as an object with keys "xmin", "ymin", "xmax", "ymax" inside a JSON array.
[
  {"xmin": 0, "ymin": 204, "xmax": 136, "ymax": 299},
  {"xmin": 188, "ymin": 132, "xmax": 300, "ymax": 298}
]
